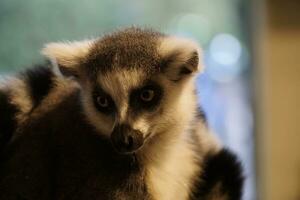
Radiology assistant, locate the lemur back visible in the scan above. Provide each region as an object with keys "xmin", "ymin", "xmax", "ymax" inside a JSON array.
[{"xmin": 0, "ymin": 28, "xmax": 244, "ymax": 200}]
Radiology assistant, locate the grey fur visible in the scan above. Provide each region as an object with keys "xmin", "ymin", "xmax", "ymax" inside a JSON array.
[
  {"xmin": 0, "ymin": 27, "xmax": 244, "ymax": 200},
  {"xmin": 84, "ymin": 28, "xmax": 164, "ymax": 78}
]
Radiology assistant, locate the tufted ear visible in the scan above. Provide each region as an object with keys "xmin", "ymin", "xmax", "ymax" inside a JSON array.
[
  {"xmin": 42, "ymin": 40, "xmax": 94, "ymax": 78},
  {"xmin": 158, "ymin": 36, "xmax": 204, "ymax": 81}
]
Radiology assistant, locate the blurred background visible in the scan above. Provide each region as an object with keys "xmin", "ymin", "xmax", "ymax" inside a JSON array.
[{"xmin": 0, "ymin": 0, "xmax": 299, "ymax": 199}]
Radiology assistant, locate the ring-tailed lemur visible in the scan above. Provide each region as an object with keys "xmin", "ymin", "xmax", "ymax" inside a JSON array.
[{"xmin": 0, "ymin": 28, "xmax": 244, "ymax": 200}]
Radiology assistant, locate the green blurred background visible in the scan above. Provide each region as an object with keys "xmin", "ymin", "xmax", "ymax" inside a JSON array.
[{"xmin": 0, "ymin": 0, "xmax": 249, "ymax": 72}]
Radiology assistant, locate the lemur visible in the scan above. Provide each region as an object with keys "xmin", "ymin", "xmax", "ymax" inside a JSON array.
[{"xmin": 0, "ymin": 28, "xmax": 244, "ymax": 200}]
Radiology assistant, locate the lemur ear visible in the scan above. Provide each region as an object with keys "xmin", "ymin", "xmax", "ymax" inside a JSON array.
[
  {"xmin": 158, "ymin": 36, "xmax": 204, "ymax": 81},
  {"xmin": 42, "ymin": 40, "xmax": 94, "ymax": 78}
]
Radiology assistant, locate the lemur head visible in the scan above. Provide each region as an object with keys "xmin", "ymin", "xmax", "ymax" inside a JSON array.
[{"xmin": 43, "ymin": 28, "xmax": 204, "ymax": 154}]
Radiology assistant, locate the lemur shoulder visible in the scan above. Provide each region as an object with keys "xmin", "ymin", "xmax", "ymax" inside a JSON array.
[{"xmin": 0, "ymin": 28, "xmax": 244, "ymax": 200}]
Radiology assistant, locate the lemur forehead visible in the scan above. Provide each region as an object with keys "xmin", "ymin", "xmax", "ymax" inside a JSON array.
[
  {"xmin": 84, "ymin": 28, "xmax": 165, "ymax": 77},
  {"xmin": 98, "ymin": 68, "xmax": 147, "ymax": 99}
]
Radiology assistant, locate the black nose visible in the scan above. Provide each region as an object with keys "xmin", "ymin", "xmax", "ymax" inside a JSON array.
[{"xmin": 110, "ymin": 124, "xmax": 144, "ymax": 154}]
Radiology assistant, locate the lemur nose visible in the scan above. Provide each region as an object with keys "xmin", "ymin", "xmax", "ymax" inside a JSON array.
[{"xmin": 110, "ymin": 124, "xmax": 144, "ymax": 154}]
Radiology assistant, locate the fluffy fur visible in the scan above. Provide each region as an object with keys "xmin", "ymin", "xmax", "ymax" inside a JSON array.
[{"xmin": 0, "ymin": 28, "xmax": 244, "ymax": 200}]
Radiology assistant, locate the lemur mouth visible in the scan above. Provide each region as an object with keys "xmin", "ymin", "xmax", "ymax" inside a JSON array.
[{"xmin": 110, "ymin": 124, "xmax": 146, "ymax": 154}]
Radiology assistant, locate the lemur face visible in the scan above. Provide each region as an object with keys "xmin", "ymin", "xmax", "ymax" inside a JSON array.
[{"xmin": 43, "ymin": 28, "xmax": 203, "ymax": 154}]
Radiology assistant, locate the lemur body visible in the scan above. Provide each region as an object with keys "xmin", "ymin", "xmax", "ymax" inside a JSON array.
[{"xmin": 0, "ymin": 28, "xmax": 243, "ymax": 200}]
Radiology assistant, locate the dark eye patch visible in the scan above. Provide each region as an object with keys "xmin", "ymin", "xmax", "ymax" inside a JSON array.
[
  {"xmin": 129, "ymin": 82, "xmax": 163, "ymax": 112},
  {"xmin": 92, "ymin": 86, "xmax": 116, "ymax": 115}
]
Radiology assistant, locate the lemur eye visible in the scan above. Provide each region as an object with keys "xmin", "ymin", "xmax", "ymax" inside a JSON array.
[
  {"xmin": 97, "ymin": 96, "xmax": 109, "ymax": 107},
  {"xmin": 129, "ymin": 82, "xmax": 163, "ymax": 112},
  {"xmin": 93, "ymin": 87, "xmax": 115, "ymax": 114},
  {"xmin": 140, "ymin": 89, "xmax": 154, "ymax": 102}
]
